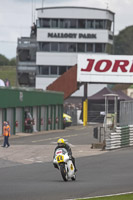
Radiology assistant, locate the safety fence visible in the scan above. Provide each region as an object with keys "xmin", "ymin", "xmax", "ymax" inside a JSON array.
[{"xmin": 106, "ymin": 125, "xmax": 133, "ymax": 150}]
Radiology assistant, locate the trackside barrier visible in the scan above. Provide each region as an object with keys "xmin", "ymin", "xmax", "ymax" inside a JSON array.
[{"xmin": 106, "ymin": 125, "xmax": 133, "ymax": 150}]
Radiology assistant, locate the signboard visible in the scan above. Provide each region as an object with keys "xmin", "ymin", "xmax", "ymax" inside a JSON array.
[
  {"xmin": 77, "ymin": 54, "xmax": 133, "ymax": 84},
  {"xmin": 48, "ymin": 32, "xmax": 97, "ymax": 39}
]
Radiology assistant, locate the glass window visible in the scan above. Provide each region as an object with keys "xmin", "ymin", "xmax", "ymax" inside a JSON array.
[
  {"xmin": 41, "ymin": 19, "xmax": 50, "ymax": 28},
  {"xmin": 51, "ymin": 66, "xmax": 57, "ymax": 75},
  {"xmin": 78, "ymin": 19, "xmax": 85, "ymax": 28},
  {"xmin": 77, "ymin": 43, "xmax": 85, "ymax": 52},
  {"xmin": 86, "ymin": 20, "xmax": 94, "ymax": 29},
  {"xmin": 38, "ymin": 43, "xmax": 42, "ymax": 51},
  {"xmin": 106, "ymin": 20, "xmax": 112, "ymax": 30},
  {"xmin": 41, "ymin": 66, "xmax": 49, "ymax": 75},
  {"xmin": 51, "ymin": 19, "xmax": 58, "ymax": 28},
  {"xmin": 70, "ymin": 19, "xmax": 77, "ymax": 28},
  {"xmin": 95, "ymin": 43, "xmax": 104, "ymax": 52},
  {"xmin": 42, "ymin": 42, "xmax": 50, "ymax": 51},
  {"xmin": 59, "ymin": 43, "xmax": 68, "ymax": 52},
  {"xmin": 60, "ymin": 19, "xmax": 70, "ymax": 28},
  {"xmin": 39, "ymin": 19, "xmax": 43, "ymax": 27},
  {"xmin": 51, "ymin": 43, "xmax": 58, "ymax": 52},
  {"xmin": 68, "ymin": 43, "xmax": 76, "ymax": 52},
  {"xmin": 109, "ymin": 34, "xmax": 113, "ymax": 40},
  {"xmin": 95, "ymin": 20, "xmax": 104, "ymax": 29},
  {"xmin": 59, "ymin": 66, "xmax": 66, "ymax": 75},
  {"xmin": 86, "ymin": 43, "xmax": 93, "ymax": 52}
]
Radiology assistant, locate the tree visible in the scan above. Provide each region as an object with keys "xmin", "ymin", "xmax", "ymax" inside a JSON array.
[
  {"xmin": 114, "ymin": 26, "xmax": 133, "ymax": 55},
  {"xmin": 0, "ymin": 54, "xmax": 9, "ymax": 66},
  {"xmin": 9, "ymin": 58, "xmax": 16, "ymax": 66}
]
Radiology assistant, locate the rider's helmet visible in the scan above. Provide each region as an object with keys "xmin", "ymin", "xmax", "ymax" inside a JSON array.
[{"xmin": 57, "ymin": 138, "xmax": 65, "ymax": 147}]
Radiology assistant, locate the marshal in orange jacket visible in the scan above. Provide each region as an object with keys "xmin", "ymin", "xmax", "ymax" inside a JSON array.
[{"xmin": 3, "ymin": 125, "xmax": 10, "ymax": 137}]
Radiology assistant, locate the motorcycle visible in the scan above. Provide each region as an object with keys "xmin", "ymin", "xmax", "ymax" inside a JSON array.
[{"xmin": 53, "ymin": 148, "xmax": 76, "ymax": 181}]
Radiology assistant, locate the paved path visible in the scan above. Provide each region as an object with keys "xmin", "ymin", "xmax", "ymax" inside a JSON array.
[
  {"xmin": 0, "ymin": 125, "xmax": 106, "ymax": 167},
  {"xmin": 0, "ymin": 144, "xmax": 106, "ymax": 166}
]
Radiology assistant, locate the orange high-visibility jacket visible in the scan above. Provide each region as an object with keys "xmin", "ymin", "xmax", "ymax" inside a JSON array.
[{"xmin": 3, "ymin": 125, "xmax": 10, "ymax": 137}]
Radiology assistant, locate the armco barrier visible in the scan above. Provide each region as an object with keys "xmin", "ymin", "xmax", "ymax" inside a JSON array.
[{"xmin": 105, "ymin": 126, "xmax": 133, "ymax": 150}]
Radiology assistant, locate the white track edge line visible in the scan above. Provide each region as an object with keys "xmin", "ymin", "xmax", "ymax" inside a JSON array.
[{"xmin": 64, "ymin": 191, "xmax": 133, "ymax": 200}]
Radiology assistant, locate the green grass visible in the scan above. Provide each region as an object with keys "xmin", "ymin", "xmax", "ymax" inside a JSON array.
[
  {"xmin": 78, "ymin": 193, "xmax": 133, "ymax": 200},
  {"xmin": 0, "ymin": 66, "xmax": 16, "ymax": 87}
]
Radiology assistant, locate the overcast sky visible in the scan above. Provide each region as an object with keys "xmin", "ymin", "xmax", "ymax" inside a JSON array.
[{"xmin": 0, "ymin": 0, "xmax": 133, "ymax": 59}]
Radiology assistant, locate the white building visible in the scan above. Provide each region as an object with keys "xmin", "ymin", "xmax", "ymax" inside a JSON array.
[
  {"xmin": 35, "ymin": 6, "xmax": 115, "ymax": 96},
  {"xmin": 17, "ymin": 6, "xmax": 115, "ymax": 96}
]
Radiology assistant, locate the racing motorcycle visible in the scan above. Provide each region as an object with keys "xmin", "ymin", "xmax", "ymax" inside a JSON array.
[{"xmin": 53, "ymin": 148, "xmax": 76, "ymax": 181}]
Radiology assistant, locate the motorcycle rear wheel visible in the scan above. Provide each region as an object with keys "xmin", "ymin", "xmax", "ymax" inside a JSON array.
[{"xmin": 60, "ymin": 164, "xmax": 68, "ymax": 181}]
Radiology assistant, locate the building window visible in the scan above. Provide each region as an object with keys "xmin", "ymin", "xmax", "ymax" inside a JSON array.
[
  {"xmin": 38, "ymin": 42, "xmax": 108, "ymax": 53},
  {"xmin": 78, "ymin": 19, "xmax": 85, "ymax": 28},
  {"xmin": 59, "ymin": 66, "xmax": 67, "ymax": 75},
  {"xmin": 42, "ymin": 42, "xmax": 50, "ymax": 51},
  {"xmin": 95, "ymin": 20, "xmax": 105, "ymax": 29},
  {"xmin": 109, "ymin": 34, "xmax": 113, "ymax": 40},
  {"xmin": 106, "ymin": 20, "xmax": 112, "ymax": 30},
  {"xmin": 41, "ymin": 66, "xmax": 49, "ymax": 75},
  {"xmin": 51, "ymin": 43, "xmax": 58, "ymax": 52},
  {"xmin": 77, "ymin": 43, "xmax": 85, "ymax": 52},
  {"xmin": 86, "ymin": 20, "xmax": 94, "ymax": 29},
  {"xmin": 70, "ymin": 19, "xmax": 77, "ymax": 28},
  {"xmin": 41, "ymin": 19, "xmax": 50, "ymax": 28},
  {"xmin": 59, "ymin": 43, "xmax": 68, "ymax": 52},
  {"xmin": 60, "ymin": 19, "xmax": 71, "ymax": 28},
  {"xmin": 51, "ymin": 19, "xmax": 58, "ymax": 28},
  {"xmin": 95, "ymin": 43, "xmax": 105, "ymax": 52},
  {"xmin": 68, "ymin": 43, "xmax": 76, "ymax": 52},
  {"xmin": 51, "ymin": 66, "xmax": 58, "ymax": 75},
  {"xmin": 86, "ymin": 43, "xmax": 93, "ymax": 52},
  {"xmin": 38, "ymin": 17, "xmax": 113, "ymax": 30}
]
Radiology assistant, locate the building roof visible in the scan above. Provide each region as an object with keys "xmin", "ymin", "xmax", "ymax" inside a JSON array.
[
  {"xmin": 88, "ymin": 87, "xmax": 132, "ymax": 101},
  {"xmin": 36, "ymin": 6, "xmax": 115, "ymax": 15}
]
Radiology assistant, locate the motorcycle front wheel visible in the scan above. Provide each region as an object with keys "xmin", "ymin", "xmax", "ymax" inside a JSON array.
[{"xmin": 60, "ymin": 164, "xmax": 68, "ymax": 181}]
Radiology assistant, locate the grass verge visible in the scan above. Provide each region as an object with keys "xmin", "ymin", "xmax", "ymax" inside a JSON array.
[
  {"xmin": 0, "ymin": 66, "xmax": 16, "ymax": 87},
  {"xmin": 78, "ymin": 193, "xmax": 133, "ymax": 200}
]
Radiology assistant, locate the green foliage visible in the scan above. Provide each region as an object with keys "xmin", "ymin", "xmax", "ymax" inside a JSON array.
[
  {"xmin": 114, "ymin": 25, "xmax": 133, "ymax": 55},
  {"xmin": 9, "ymin": 58, "xmax": 16, "ymax": 66},
  {"xmin": 0, "ymin": 54, "xmax": 9, "ymax": 66},
  {"xmin": 0, "ymin": 54, "xmax": 16, "ymax": 66}
]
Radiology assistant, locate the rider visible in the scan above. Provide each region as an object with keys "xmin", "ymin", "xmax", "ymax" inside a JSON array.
[{"xmin": 53, "ymin": 138, "xmax": 77, "ymax": 172}]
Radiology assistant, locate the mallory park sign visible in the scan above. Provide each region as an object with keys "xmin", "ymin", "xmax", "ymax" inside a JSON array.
[
  {"xmin": 77, "ymin": 54, "xmax": 133, "ymax": 84},
  {"xmin": 48, "ymin": 32, "xmax": 96, "ymax": 39}
]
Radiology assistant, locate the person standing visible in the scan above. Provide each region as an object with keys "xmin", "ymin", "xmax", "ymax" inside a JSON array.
[{"xmin": 2, "ymin": 121, "xmax": 10, "ymax": 148}]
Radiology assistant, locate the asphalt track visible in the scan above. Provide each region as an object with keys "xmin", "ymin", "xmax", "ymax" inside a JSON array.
[{"xmin": 0, "ymin": 126, "xmax": 133, "ymax": 200}]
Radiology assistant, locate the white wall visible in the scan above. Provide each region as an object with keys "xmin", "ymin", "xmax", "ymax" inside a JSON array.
[
  {"xmin": 36, "ymin": 52, "xmax": 77, "ymax": 66},
  {"xmin": 37, "ymin": 29, "xmax": 112, "ymax": 44},
  {"xmin": 37, "ymin": 7, "xmax": 114, "ymax": 21}
]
